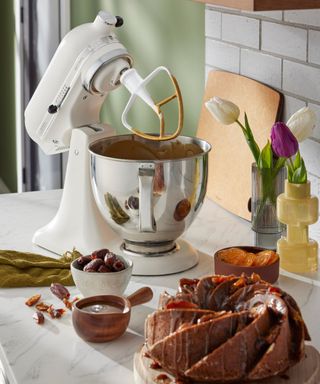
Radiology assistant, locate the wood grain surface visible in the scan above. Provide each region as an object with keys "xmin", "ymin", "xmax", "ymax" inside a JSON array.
[{"xmin": 197, "ymin": 70, "xmax": 282, "ymax": 220}]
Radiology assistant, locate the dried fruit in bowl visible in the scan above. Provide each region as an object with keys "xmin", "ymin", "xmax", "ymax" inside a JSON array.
[
  {"xmin": 76, "ymin": 249, "xmax": 127, "ymax": 273},
  {"xmin": 218, "ymin": 247, "xmax": 279, "ymax": 267}
]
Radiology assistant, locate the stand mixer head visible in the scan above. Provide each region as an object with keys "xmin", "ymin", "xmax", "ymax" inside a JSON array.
[
  {"xmin": 25, "ymin": 10, "xmax": 183, "ymax": 155},
  {"xmin": 24, "ymin": 10, "xmax": 210, "ymax": 275}
]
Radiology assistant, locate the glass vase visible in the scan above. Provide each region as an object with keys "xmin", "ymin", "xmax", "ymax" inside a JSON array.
[
  {"xmin": 251, "ymin": 163, "xmax": 286, "ymax": 248},
  {"xmin": 277, "ymin": 180, "xmax": 318, "ymax": 273}
]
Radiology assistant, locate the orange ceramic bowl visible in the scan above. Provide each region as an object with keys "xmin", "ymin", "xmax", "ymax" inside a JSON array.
[{"xmin": 214, "ymin": 246, "xmax": 279, "ymax": 284}]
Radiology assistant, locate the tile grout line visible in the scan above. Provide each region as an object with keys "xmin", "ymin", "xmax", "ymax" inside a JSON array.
[
  {"xmin": 206, "ymin": 6, "xmax": 320, "ymax": 31},
  {"xmin": 205, "ymin": 35, "xmax": 320, "ymax": 71}
]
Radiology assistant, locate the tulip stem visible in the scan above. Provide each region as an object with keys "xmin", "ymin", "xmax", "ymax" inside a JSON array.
[
  {"xmin": 285, "ymin": 157, "xmax": 296, "ymax": 182},
  {"xmin": 289, "ymin": 157, "xmax": 294, "ymax": 167},
  {"xmin": 236, "ymin": 119, "xmax": 260, "ymax": 164},
  {"xmin": 272, "ymin": 157, "xmax": 286, "ymax": 178}
]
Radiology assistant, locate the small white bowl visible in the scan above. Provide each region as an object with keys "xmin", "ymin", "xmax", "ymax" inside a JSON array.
[{"xmin": 71, "ymin": 255, "xmax": 133, "ymax": 297}]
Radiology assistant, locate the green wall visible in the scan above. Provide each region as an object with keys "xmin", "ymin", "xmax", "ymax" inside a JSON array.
[
  {"xmin": 0, "ymin": 0, "xmax": 204, "ymax": 193},
  {"xmin": 0, "ymin": 0, "xmax": 16, "ymax": 192},
  {"xmin": 71, "ymin": 0, "xmax": 205, "ymax": 137}
]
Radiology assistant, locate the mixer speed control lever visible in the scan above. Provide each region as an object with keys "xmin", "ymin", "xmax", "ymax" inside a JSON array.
[{"xmin": 48, "ymin": 104, "xmax": 58, "ymax": 114}]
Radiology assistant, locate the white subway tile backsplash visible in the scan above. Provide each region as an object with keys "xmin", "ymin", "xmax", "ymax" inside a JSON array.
[
  {"xmin": 308, "ymin": 102, "xmax": 320, "ymax": 141},
  {"xmin": 205, "ymin": 9, "xmax": 221, "ymax": 39},
  {"xmin": 282, "ymin": 95, "xmax": 306, "ymax": 123},
  {"xmin": 206, "ymin": 39, "xmax": 240, "ymax": 73},
  {"xmin": 300, "ymin": 139, "xmax": 320, "ymax": 178},
  {"xmin": 284, "ymin": 10, "xmax": 320, "ymax": 27},
  {"xmin": 309, "ymin": 30, "xmax": 320, "ymax": 65},
  {"xmin": 283, "ymin": 61, "xmax": 320, "ymax": 103},
  {"xmin": 222, "ymin": 14, "xmax": 259, "ymax": 48},
  {"xmin": 240, "ymin": 49, "xmax": 282, "ymax": 88},
  {"xmin": 261, "ymin": 22, "xmax": 307, "ymax": 61},
  {"xmin": 308, "ymin": 174, "xmax": 320, "ymax": 202}
]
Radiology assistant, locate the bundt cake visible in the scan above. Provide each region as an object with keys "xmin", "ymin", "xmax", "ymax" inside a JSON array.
[{"xmin": 145, "ymin": 274, "xmax": 310, "ymax": 383}]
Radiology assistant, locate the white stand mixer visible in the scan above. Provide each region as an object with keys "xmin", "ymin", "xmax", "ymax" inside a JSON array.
[{"xmin": 25, "ymin": 11, "xmax": 207, "ymax": 275}]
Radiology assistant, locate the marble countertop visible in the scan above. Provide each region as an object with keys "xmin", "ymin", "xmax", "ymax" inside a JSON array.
[{"xmin": 0, "ymin": 190, "xmax": 319, "ymax": 384}]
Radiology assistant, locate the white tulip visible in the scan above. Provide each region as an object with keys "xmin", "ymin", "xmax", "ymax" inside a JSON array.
[
  {"xmin": 205, "ymin": 96, "xmax": 240, "ymax": 125},
  {"xmin": 287, "ymin": 107, "xmax": 317, "ymax": 142}
]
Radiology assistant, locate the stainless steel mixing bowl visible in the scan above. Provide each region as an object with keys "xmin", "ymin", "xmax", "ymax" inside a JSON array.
[{"xmin": 89, "ymin": 134, "xmax": 211, "ymax": 255}]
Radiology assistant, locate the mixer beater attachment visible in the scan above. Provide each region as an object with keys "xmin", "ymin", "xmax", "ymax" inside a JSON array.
[{"xmin": 120, "ymin": 66, "xmax": 184, "ymax": 141}]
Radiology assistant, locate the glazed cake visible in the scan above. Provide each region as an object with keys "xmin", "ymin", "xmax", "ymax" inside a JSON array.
[{"xmin": 145, "ymin": 274, "xmax": 310, "ymax": 383}]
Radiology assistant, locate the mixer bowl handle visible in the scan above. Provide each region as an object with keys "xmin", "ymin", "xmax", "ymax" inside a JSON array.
[{"xmin": 138, "ymin": 163, "xmax": 156, "ymax": 233}]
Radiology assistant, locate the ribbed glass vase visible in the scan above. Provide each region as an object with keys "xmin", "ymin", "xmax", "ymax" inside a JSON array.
[{"xmin": 251, "ymin": 163, "xmax": 286, "ymax": 247}]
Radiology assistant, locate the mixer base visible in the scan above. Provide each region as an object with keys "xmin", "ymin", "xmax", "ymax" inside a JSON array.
[{"xmin": 117, "ymin": 239, "xmax": 199, "ymax": 276}]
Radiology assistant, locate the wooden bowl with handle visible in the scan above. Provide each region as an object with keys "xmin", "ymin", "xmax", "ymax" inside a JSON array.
[{"xmin": 72, "ymin": 287, "xmax": 153, "ymax": 342}]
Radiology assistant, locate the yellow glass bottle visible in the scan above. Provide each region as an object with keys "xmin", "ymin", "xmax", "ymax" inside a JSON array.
[{"xmin": 277, "ymin": 180, "xmax": 318, "ymax": 273}]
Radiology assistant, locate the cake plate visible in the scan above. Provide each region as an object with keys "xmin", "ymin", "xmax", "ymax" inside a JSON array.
[{"xmin": 134, "ymin": 344, "xmax": 320, "ymax": 384}]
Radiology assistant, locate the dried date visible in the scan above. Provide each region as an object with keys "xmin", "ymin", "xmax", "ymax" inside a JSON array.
[
  {"xmin": 33, "ymin": 311, "xmax": 45, "ymax": 324},
  {"xmin": 91, "ymin": 249, "xmax": 109, "ymax": 260},
  {"xmin": 25, "ymin": 294, "xmax": 41, "ymax": 307},
  {"xmin": 47, "ymin": 306, "xmax": 65, "ymax": 319},
  {"xmin": 35, "ymin": 302, "xmax": 50, "ymax": 312},
  {"xmin": 50, "ymin": 283, "xmax": 70, "ymax": 300},
  {"xmin": 76, "ymin": 255, "xmax": 92, "ymax": 267},
  {"xmin": 63, "ymin": 296, "xmax": 79, "ymax": 311},
  {"xmin": 104, "ymin": 252, "xmax": 117, "ymax": 268},
  {"xmin": 98, "ymin": 264, "xmax": 112, "ymax": 273},
  {"xmin": 83, "ymin": 258, "xmax": 104, "ymax": 272},
  {"xmin": 113, "ymin": 260, "xmax": 125, "ymax": 272}
]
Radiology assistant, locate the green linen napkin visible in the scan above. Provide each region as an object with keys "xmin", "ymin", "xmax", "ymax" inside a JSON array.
[{"xmin": 0, "ymin": 249, "xmax": 81, "ymax": 288}]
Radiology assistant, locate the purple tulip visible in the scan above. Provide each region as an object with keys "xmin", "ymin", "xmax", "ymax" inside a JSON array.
[{"xmin": 271, "ymin": 122, "xmax": 299, "ymax": 158}]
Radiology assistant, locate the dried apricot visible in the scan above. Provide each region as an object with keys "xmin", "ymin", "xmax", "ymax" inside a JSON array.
[
  {"xmin": 219, "ymin": 248, "xmax": 247, "ymax": 265},
  {"xmin": 253, "ymin": 250, "xmax": 273, "ymax": 266},
  {"xmin": 243, "ymin": 252, "xmax": 255, "ymax": 266},
  {"xmin": 268, "ymin": 251, "xmax": 279, "ymax": 265}
]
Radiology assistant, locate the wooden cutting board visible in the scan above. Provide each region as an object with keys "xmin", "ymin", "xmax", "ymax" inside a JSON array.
[{"xmin": 197, "ymin": 71, "xmax": 283, "ymax": 220}]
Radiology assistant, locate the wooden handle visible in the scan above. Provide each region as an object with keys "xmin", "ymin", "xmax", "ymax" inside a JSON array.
[{"xmin": 126, "ymin": 287, "xmax": 153, "ymax": 307}]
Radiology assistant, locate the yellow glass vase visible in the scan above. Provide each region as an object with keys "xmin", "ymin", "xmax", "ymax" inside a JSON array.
[{"xmin": 277, "ymin": 180, "xmax": 318, "ymax": 273}]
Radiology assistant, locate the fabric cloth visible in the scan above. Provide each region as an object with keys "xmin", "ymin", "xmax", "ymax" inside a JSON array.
[{"xmin": 0, "ymin": 249, "xmax": 80, "ymax": 288}]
